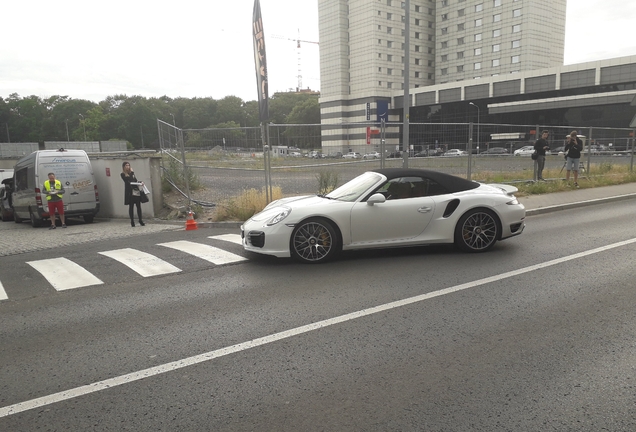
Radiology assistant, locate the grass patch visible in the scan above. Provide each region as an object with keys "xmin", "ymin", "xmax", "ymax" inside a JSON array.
[
  {"xmin": 213, "ymin": 187, "xmax": 283, "ymax": 222},
  {"xmin": 162, "ymin": 156, "xmax": 202, "ymax": 192},
  {"xmin": 316, "ymin": 170, "xmax": 339, "ymax": 195}
]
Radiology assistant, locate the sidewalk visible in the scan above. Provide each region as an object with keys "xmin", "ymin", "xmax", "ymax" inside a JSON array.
[{"xmin": 519, "ymin": 182, "xmax": 636, "ymax": 215}]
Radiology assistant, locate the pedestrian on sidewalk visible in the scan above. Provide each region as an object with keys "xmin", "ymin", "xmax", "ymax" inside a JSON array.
[
  {"xmin": 534, "ymin": 130, "xmax": 550, "ymax": 181},
  {"xmin": 564, "ymin": 130, "xmax": 583, "ymax": 188},
  {"xmin": 44, "ymin": 172, "xmax": 66, "ymax": 229},
  {"xmin": 121, "ymin": 161, "xmax": 146, "ymax": 227}
]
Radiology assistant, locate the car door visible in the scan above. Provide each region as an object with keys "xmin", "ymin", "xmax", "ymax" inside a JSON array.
[{"xmin": 349, "ymin": 177, "xmax": 436, "ymax": 245}]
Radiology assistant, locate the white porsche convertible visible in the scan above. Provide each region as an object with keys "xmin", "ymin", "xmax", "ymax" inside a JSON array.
[{"xmin": 241, "ymin": 168, "xmax": 525, "ymax": 263}]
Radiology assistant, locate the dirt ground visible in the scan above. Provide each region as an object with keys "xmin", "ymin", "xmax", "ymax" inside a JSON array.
[{"xmin": 156, "ymin": 190, "xmax": 218, "ymax": 222}]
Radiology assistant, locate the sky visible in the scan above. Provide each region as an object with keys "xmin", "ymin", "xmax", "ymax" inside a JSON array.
[{"xmin": 1, "ymin": 0, "xmax": 635, "ymax": 104}]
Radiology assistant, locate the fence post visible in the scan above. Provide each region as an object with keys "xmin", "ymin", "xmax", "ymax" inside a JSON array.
[
  {"xmin": 631, "ymin": 130, "xmax": 635, "ymax": 172},
  {"xmin": 177, "ymin": 127, "xmax": 192, "ymax": 211},
  {"xmin": 467, "ymin": 122, "xmax": 473, "ymax": 180},
  {"xmin": 587, "ymin": 127, "xmax": 593, "ymax": 174}
]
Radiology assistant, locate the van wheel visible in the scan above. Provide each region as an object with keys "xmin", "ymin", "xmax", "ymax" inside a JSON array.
[
  {"xmin": 84, "ymin": 215, "xmax": 94, "ymax": 223},
  {"xmin": 30, "ymin": 210, "xmax": 43, "ymax": 228}
]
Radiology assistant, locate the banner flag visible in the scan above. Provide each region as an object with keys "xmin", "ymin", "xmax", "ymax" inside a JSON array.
[{"xmin": 252, "ymin": 0, "xmax": 269, "ymax": 122}]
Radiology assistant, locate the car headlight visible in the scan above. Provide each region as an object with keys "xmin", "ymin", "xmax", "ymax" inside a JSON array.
[
  {"xmin": 267, "ymin": 208, "xmax": 291, "ymax": 226},
  {"xmin": 506, "ymin": 198, "xmax": 520, "ymax": 205},
  {"xmin": 249, "ymin": 205, "xmax": 292, "ymax": 225}
]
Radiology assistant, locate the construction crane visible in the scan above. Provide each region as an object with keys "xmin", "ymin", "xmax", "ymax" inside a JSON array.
[{"xmin": 271, "ymin": 29, "xmax": 319, "ymax": 92}]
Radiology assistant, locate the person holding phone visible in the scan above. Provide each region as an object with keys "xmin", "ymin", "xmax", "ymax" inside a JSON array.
[
  {"xmin": 564, "ymin": 131, "xmax": 583, "ymax": 187},
  {"xmin": 533, "ymin": 130, "xmax": 550, "ymax": 181},
  {"xmin": 44, "ymin": 172, "xmax": 66, "ymax": 229},
  {"xmin": 121, "ymin": 161, "xmax": 145, "ymax": 227}
]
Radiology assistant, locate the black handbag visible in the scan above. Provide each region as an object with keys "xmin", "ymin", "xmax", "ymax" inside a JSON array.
[
  {"xmin": 140, "ymin": 192, "xmax": 149, "ymax": 203},
  {"xmin": 531, "ymin": 150, "xmax": 538, "ymax": 160}
]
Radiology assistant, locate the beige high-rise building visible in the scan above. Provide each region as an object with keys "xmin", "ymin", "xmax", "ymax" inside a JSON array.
[{"xmin": 318, "ymin": 0, "xmax": 567, "ymax": 150}]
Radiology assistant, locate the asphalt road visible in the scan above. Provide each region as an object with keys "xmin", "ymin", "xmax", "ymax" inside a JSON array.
[{"xmin": 1, "ymin": 200, "xmax": 635, "ymax": 431}]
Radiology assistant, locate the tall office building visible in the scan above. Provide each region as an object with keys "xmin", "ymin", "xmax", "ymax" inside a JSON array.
[{"xmin": 318, "ymin": 0, "xmax": 567, "ymax": 149}]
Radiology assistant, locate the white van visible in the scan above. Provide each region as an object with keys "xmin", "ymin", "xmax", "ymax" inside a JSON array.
[{"xmin": 12, "ymin": 149, "xmax": 100, "ymax": 227}]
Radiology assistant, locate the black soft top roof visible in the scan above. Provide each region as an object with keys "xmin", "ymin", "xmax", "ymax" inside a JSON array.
[{"xmin": 371, "ymin": 168, "xmax": 480, "ymax": 193}]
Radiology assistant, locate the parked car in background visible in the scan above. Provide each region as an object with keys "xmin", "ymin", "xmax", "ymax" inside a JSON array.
[
  {"xmin": 387, "ymin": 151, "xmax": 403, "ymax": 158},
  {"xmin": 514, "ymin": 146, "xmax": 535, "ymax": 156},
  {"xmin": 343, "ymin": 152, "xmax": 362, "ymax": 159},
  {"xmin": 480, "ymin": 147, "xmax": 509, "ymax": 155},
  {"xmin": 363, "ymin": 151, "xmax": 381, "ymax": 159},
  {"xmin": 326, "ymin": 152, "xmax": 343, "ymax": 158},
  {"xmin": 307, "ymin": 151, "xmax": 323, "ymax": 158},
  {"xmin": 0, "ymin": 177, "xmax": 14, "ymax": 222},
  {"xmin": 288, "ymin": 151, "xmax": 302, "ymax": 157},
  {"xmin": 443, "ymin": 149, "xmax": 468, "ymax": 157},
  {"xmin": 551, "ymin": 146, "xmax": 565, "ymax": 155}
]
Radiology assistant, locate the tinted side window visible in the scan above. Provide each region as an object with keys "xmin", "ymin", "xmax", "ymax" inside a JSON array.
[{"xmin": 15, "ymin": 168, "xmax": 28, "ymax": 191}]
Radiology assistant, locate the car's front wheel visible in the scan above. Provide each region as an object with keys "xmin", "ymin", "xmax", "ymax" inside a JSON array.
[
  {"xmin": 455, "ymin": 208, "xmax": 499, "ymax": 252},
  {"xmin": 290, "ymin": 218, "xmax": 340, "ymax": 263}
]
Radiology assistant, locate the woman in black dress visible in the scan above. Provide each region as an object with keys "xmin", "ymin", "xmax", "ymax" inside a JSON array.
[{"xmin": 121, "ymin": 161, "xmax": 145, "ymax": 227}]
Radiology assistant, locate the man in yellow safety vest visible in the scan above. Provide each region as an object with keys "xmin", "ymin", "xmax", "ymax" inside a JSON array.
[{"xmin": 44, "ymin": 172, "xmax": 66, "ymax": 229}]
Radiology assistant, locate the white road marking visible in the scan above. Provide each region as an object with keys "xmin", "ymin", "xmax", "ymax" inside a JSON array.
[
  {"xmin": 158, "ymin": 240, "xmax": 247, "ymax": 265},
  {"xmin": 26, "ymin": 257, "xmax": 103, "ymax": 291},
  {"xmin": 4, "ymin": 237, "xmax": 636, "ymax": 418},
  {"xmin": 0, "ymin": 280, "xmax": 7, "ymax": 301},
  {"xmin": 98, "ymin": 248, "xmax": 181, "ymax": 277},
  {"xmin": 209, "ymin": 234, "xmax": 243, "ymax": 245}
]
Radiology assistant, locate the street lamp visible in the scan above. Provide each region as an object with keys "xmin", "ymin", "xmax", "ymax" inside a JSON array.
[
  {"xmin": 65, "ymin": 119, "xmax": 70, "ymax": 142},
  {"xmin": 469, "ymin": 102, "xmax": 480, "ymax": 152},
  {"xmin": 79, "ymin": 114, "xmax": 87, "ymax": 141}
]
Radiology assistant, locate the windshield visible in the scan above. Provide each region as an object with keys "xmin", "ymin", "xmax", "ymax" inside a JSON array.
[{"xmin": 326, "ymin": 172, "xmax": 383, "ymax": 202}]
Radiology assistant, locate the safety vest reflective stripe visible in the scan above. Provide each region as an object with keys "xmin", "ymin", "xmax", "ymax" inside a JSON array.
[{"xmin": 44, "ymin": 180, "xmax": 63, "ymax": 201}]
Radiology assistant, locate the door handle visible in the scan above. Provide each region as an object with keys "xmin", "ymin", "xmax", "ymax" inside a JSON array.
[
  {"xmin": 418, "ymin": 207, "xmax": 432, "ymax": 213},
  {"xmin": 71, "ymin": 192, "xmax": 79, "ymax": 195}
]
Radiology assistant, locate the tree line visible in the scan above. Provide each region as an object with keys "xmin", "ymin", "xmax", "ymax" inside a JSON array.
[{"xmin": 0, "ymin": 92, "xmax": 320, "ymax": 149}]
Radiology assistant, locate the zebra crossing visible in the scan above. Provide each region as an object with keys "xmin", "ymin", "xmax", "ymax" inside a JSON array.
[{"xmin": 0, "ymin": 234, "xmax": 246, "ymax": 301}]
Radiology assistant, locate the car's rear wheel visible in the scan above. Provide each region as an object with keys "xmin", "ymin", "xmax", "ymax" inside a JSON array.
[
  {"xmin": 84, "ymin": 214, "xmax": 94, "ymax": 223},
  {"xmin": 455, "ymin": 208, "xmax": 499, "ymax": 252},
  {"xmin": 290, "ymin": 218, "xmax": 340, "ymax": 263},
  {"xmin": 30, "ymin": 209, "xmax": 43, "ymax": 228}
]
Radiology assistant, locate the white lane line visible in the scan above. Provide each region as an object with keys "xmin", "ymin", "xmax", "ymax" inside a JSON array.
[
  {"xmin": 209, "ymin": 234, "xmax": 243, "ymax": 245},
  {"xmin": 4, "ymin": 237, "xmax": 636, "ymax": 418},
  {"xmin": 98, "ymin": 248, "xmax": 181, "ymax": 278},
  {"xmin": 0, "ymin": 280, "xmax": 7, "ymax": 301},
  {"xmin": 158, "ymin": 240, "xmax": 247, "ymax": 265},
  {"xmin": 26, "ymin": 258, "xmax": 103, "ymax": 291}
]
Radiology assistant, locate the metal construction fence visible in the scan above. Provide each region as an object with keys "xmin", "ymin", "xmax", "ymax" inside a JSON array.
[{"xmin": 156, "ymin": 120, "xmax": 636, "ymax": 209}]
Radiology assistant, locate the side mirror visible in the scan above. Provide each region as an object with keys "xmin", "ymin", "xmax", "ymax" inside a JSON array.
[{"xmin": 367, "ymin": 193, "xmax": 386, "ymax": 206}]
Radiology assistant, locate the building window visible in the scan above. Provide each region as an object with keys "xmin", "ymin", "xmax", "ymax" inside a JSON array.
[
  {"xmin": 512, "ymin": 40, "xmax": 521, "ymax": 48},
  {"xmin": 442, "ymin": 27, "xmax": 448, "ymax": 35},
  {"xmin": 441, "ymin": 54, "xmax": 448, "ymax": 61},
  {"xmin": 415, "ymin": 18, "xmax": 420, "ymax": 25},
  {"xmin": 441, "ymin": 68, "xmax": 448, "ymax": 75},
  {"xmin": 415, "ymin": 71, "xmax": 420, "ymax": 78},
  {"xmin": 378, "ymin": 25, "xmax": 382, "ymax": 30},
  {"xmin": 475, "ymin": 47, "xmax": 482, "ymax": 55},
  {"xmin": 428, "ymin": 47, "xmax": 433, "ymax": 54},
  {"xmin": 428, "ymin": 34, "xmax": 434, "ymax": 41},
  {"xmin": 379, "ymin": 81, "xmax": 382, "ymax": 86},
  {"xmin": 458, "ymin": 23, "xmax": 465, "ymax": 30},
  {"xmin": 457, "ymin": 65, "xmax": 464, "ymax": 72},
  {"xmin": 457, "ymin": 37, "xmax": 465, "ymax": 45},
  {"xmin": 493, "ymin": 29, "xmax": 501, "ymax": 37},
  {"xmin": 457, "ymin": 51, "xmax": 464, "ymax": 59},
  {"xmin": 494, "ymin": 0, "xmax": 501, "ymax": 6},
  {"xmin": 387, "ymin": 41, "xmax": 393, "ymax": 48},
  {"xmin": 428, "ymin": 73, "xmax": 433, "ymax": 79},
  {"xmin": 415, "ymin": 5, "xmax": 420, "ymax": 12},
  {"xmin": 458, "ymin": 9, "xmax": 465, "ymax": 17},
  {"xmin": 378, "ymin": 39, "xmax": 382, "ymax": 44},
  {"xmin": 474, "ymin": 62, "xmax": 482, "ymax": 70},
  {"xmin": 428, "ymin": 60, "xmax": 433, "ymax": 66},
  {"xmin": 511, "ymin": 55, "xmax": 520, "ymax": 63},
  {"xmin": 415, "ymin": 45, "xmax": 420, "ymax": 52},
  {"xmin": 415, "ymin": 58, "xmax": 421, "ymax": 65},
  {"xmin": 474, "ymin": 33, "xmax": 482, "ymax": 41},
  {"xmin": 493, "ymin": 14, "xmax": 501, "ymax": 22},
  {"xmin": 387, "ymin": 27, "xmax": 392, "ymax": 34},
  {"xmin": 378, "ymin": 53, "xmax": 382, "ymax": 58},
  {"xmin": 378, "ymin": 67, "xmax": 382, "ymax": 72},
  {"xmin": 387, "ymin": 68, "xmax": 392, "ymax": 75},
  {"xmin": 441, "ymin": 41, "xmax": 448, "ymax": 48},
  {"xmin": 415, "ymin": 32, "xmax": 421, "ymax": 39},
  {"xmin": 441, "ymin": 0, "xmax": 448, "ymax": 5},
  {"xmin": 492, "ymin": 58, "xmax": 500, "ymax": 66},
  {"xmin": 512, "ymin": 24, "xmax": 521, "ymax": 33},
  {"xmin": 492, "ymin": 43, "xmax": 500, "ymax": 52},
  {"xmin": 387, "ymin": 82, "xmax": 392, "ymax": 88},
  {"xmin": 387, "ymin": 0, "xmax": 391, "ymax": 5},
  {"xmin": 401, "ymin": 15, "xmax": 405, "ymax": 22},
  {"xmin": 475, "ymin": 18, "xmax": 482, "ymax": 27},
  {"xmin": 387, "ymin": 54, "xmax": 393, "ymax": 61},
  {"xmin": 387, "ymin": 12, "xmax": 392, "ymax": 20},
  {"xmin": 441, "ymin": 13, "xmax": 448, "ymax": 21},
  {"xmin": 513, "ymin": 8, "xmax": 522, "ymax": 17},
  {"xmin": 475, "ymin": 3, "xmax": 483, "ymax": 12}
]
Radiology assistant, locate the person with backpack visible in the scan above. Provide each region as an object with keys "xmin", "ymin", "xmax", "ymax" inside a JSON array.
[{"xmin": 564, "ymin": 131, "xmax": 584, "ymax": 188}]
